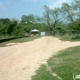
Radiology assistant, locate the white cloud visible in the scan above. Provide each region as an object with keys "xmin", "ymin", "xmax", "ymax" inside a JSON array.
[
  {"xmin": 6, "ymin": 2, "xmax": 10, "ymax": 5},
  {"xmin": 22, "ymin": 0, "xmax": 37, "ymax": 2},
  {"xmin": 22, "ymin": 0, "xmax": 73, "ymax": 8},
  {"xmin": 0, "ymin": 2, "xmax": 4, "ymax": 9},
  {"xmin": 0, "ymin": 1, "xmax": 10, "ymax": 9},
  {"xmin": 0, "ymin": 2, "xmax": 3, "ymax": 5},
  {"xmin": 22, "ymin": 0, "xmax": 53, "ymax": 2},
  {"xmin": 48, "ymin": 0, "xmax": 73, "ymax": 9}
]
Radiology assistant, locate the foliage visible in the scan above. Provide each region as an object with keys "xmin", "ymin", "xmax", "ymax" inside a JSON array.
[
  {"xmin": 43, "ymin": 5, "xmax": 61, "ymax": 35},
  {"xmin": 0, "ymin": 0, "xmax": 80, "ymax": 38}
]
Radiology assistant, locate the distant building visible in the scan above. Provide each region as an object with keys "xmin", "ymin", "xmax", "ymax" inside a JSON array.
[{"xmin": 30, "ymin": 29, "xmax": 39, "ymax": 36}]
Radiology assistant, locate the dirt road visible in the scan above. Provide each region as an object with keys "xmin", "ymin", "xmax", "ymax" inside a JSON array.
[{"xmin": 0, "ymin": 36, "xmax": 80, "ymax": 80}]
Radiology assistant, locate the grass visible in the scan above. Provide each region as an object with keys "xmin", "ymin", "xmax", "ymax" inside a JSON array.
[
  {"xmin": 0, "ymin": 36, "xmax": 41, "ymax": 47},
  {"xmin": 32, "ymin": 46, "xmax": 80, "ymax": 80},
  {"xmin": 56, "ymin": 34, "xmax": 80, "ymax": 42},
  {"xmin": 32, "ymin": 64, "xmax": 58, "ymax": 80}
]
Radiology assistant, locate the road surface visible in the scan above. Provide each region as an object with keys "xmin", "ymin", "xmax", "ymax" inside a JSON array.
[{"xmin": 0, "ymin": 36, "xmax": 80, "ymax": 80}]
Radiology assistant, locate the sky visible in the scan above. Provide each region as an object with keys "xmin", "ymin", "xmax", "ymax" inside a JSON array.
[{"xmin": 0, "ymin": 0, "xmax": 73, "ymax": 20}]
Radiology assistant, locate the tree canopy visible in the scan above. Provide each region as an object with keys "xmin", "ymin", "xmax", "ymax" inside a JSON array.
[{"xmin": 0, "ymin": 0, "xmax": 80, "ymax": 38}]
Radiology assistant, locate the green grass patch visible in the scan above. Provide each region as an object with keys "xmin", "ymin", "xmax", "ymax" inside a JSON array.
[
  {"xmin": 0, "ymin": 36, "xmax": 41, "ymax": 47},
  {"xmin": 5, "ymin": 36, "xmax": 40, "ymax": 43},
  {"xmin": 56, "ymin": 34, "xmax": 80, "ymax": 42},
  {"xmin": 32, "ymin": 64, "xmax": 58, "ymax": 80},
  {"xmin": 32, "ymin": 46, "xmax": 80, "ymax": 80}
]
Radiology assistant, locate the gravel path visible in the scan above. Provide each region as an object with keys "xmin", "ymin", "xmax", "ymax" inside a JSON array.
[{"xmin": 0, "ymin": 36, "xmax": 80, "ymax": 80}]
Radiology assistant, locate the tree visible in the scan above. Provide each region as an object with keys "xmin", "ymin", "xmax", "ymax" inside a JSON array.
[
  {"xmin": 7, "ymin": 20, "xmax": 18, "ymax": 35},
  {"xmin": 43, "ymin": 5, "xmax": 51, "ymax": 26},
  {"xmin": 21, "ymin": 14, "xmax": 35, "ymax": 24},
  {"xmin": 61, "ymin": 3, "xmax": 76, "ymax": 23},
  {"xmin": 73, "ymin": 0, "xmax": 80, "ymax": 18},
  {"xmin": 12, "ymin": 23, "xmax": 25, "ymax": 36},
  {"xmin": 43, "ymin": 5, "xmax": 61, "ymax": 35},
  {"xmin": 61, "ymin": 3, "xmax": 78, "ymax": 35},
  {"xmin": 50, "ymin": 7, "xmax": 61, "ymax": 35},
  {"xmin": 0, "ymin": 22, "xmax": 5, "ymax": 35},
  {"xmin": 0, "ymin": 18, "xmax": 11, "ymax": 36}
]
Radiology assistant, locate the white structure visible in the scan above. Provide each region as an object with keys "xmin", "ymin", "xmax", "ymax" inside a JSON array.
[
  {"xmin": 41, "ymin": 32, "xmax": 46, "ymax": 36},
  {"xmin": 30, "ymin": 29, "xmax": 39, "ymax": 32},
  {"xmin": 30, "ymin": 29, "xmax": 39, "ymax": 36}
]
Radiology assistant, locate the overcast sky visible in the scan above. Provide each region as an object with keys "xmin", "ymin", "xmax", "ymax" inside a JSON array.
[{"xmin": 0, "ymin": 0, "xmax": 73, "ymax": 20}]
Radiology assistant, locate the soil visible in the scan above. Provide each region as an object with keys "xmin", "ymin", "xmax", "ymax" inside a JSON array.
[{"xmin": 0, "ymin": 36, "xmax": 80, "ymax": 80}]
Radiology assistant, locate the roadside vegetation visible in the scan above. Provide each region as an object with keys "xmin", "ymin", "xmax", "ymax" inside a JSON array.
[
  {"xmin": 56, "ymin": 34, "xmax": 80, "ymax": 42},
  {"xmin": 0, "ymin": 0, "xmax": 80, "ymax": 79},
  {"xmin": 0, "ymin": 36, "xmax": 40, "ymax": 47},
  {"xmin": 32, "ymin": 46, "xmax": 80, "ymax": 80},
  {"xmin": 0, "ymin": 0, "xmax": 80, "ymax": 41}
]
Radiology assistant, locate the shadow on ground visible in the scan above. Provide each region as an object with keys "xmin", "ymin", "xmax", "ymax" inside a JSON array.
[{"xmin": 0, "ymin": 36, "xmax": 29, "ymax": 43}]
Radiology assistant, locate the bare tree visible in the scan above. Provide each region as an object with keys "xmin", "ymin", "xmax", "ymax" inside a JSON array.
[{"xmin": 43, "ymin": 5, "xmax": 61, "ymax": 35}]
